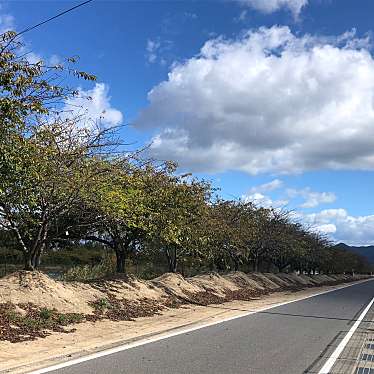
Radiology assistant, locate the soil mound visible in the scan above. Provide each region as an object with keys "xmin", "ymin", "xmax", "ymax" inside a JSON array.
[
  {"xmin": 190, "ymin": 273, "xmax": 240, "ymax": 298},
  {"xmin": 152, "ymin": 273, "xmax": 203, "ymax": 299},
  {"xmin": 224, "ymin": 272, "xmax": 265, "ymax": 290},
  {"xmin": 0, "ymin": 271, "xmax": 104, "ymax": 314},
  {"xmin": 0, "ymin": 271, "xmax": 367, "ymax": 316}
]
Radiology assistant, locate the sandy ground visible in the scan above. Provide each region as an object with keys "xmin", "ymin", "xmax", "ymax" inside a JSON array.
[{"xmin": 0, "ymin": 279, "xmax": 369, "ymax": 374}]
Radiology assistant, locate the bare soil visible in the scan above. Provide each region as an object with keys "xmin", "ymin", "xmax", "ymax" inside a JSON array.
[{"xmin": 0, "ymin": 271, "xmax": 367, "ymax": 342}]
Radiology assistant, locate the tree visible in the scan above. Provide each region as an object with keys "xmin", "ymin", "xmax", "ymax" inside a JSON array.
[
  {"xmin": 263, "ymin": 211, "xmax": 301, "ymax": 272},
  {"xmin": 144, "ymin": 171, "xmax": 212, "ymax": 273},
  {"xmin": 203, "ymin": 200, "xmax": 251, "ymax": 271},
  {"xmin": 0, "ymin": 30, "xmax": 114, "ymax": 270},
  {"xmin": 0, "ymin": 119, "xmax": 115, "ymax": 270},
  {"xmin": 241, "ymin": 206, "xmax": 273, "ymax": 272},
  {"xmin": 80, "ymin": 161, "xmax": 156, "ymax": 274}
]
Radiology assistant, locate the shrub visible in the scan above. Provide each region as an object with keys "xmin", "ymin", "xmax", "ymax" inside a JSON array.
[
  {"xmin": 93, "ymin": 298, "xmax": 113, "ymax": 312},
  {"xmin": 39, "ymin": 308, "xmax": 53, "ymax": 320},
  {"xmin": 63, "ymin": 252, "xmax": 115, "ymax": 281}
]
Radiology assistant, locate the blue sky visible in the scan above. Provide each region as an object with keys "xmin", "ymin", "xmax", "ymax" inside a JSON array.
[{"xmin": 1, "ymin": 0, "xmax": 374, "ymax": 245}]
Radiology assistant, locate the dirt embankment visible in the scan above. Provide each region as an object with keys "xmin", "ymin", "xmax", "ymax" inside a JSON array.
[{"xmin": 0, "ymin": 271, "xmax": 368, "ymax": 343}]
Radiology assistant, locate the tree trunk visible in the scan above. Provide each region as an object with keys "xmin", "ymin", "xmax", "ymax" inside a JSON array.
[
  {"xmin": 233, "ymin": 258, "xmax": 239, "ymax": 271},
  {"xmin": 165, "ymin": 247, "xmax": 178, "ymax": 273},
  {"xmin": 33, "ymin": 247, "xmax": 43, "ymax": 269},
  {"xmin": 115, "ymin": 250, "xmax": 126, "ymax": 274},
  {"xmin": 23, "ymin": 252, "xmax": 34, "ymax": 271},
  {"xmin": 269, "ymin": 262, "xmax": 273, "ymax": 272},
  {"xmin": 254, "ymin": 256, "xmax": 259, "ymax": 272},
  {"xmin": 181, "ymin": 260, "xmax": 185, "ymax": 277},
  {"xmin": 167, "ymin": 257, "xmax": 175, "ymax": 272},
  {"xmin": 215, "ymin": 258, "xmax": 226, "ymax": 271},
  {"xmin": 172, "ymin": 252, "xmax": 177, "ymax": 273},
  {"xmin": 169, "ymin": 253, "xmax": 177, "ymax": 273},
  {"xmin": 30, "ymin": 244, "xmax": 44, "ymax": 269},
  {"xmin": 277, "ymin": 261, "xmax": 289, "ymax": 273},
  {"xmin": 28, "ymin": 220, "xmax": 48, "ymax": 270},
  {"xmin": 165, "ymin": 249, "xmax": 172, "ymax": 272}
]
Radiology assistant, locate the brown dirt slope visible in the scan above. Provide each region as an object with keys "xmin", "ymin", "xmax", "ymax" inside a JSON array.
[
  {"xmin": 0, "ymin": 271, "xmax": 367, "ymax": 314},
  {"xmin": 0, "ymin": 271, "xmax": 368, "ymax": 343}
]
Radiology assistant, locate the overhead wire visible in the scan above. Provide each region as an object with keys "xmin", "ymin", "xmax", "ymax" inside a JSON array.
[{"xmin": 16, "ymin": 0, "xmax": 94, "ymax": 38}]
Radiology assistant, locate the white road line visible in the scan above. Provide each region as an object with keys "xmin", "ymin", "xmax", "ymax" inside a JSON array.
[
  {"xmin": 318, "ymin": 296, "xmax": 374, "ymax": 374},
  {"xmin": 27, "ymin": 278, "xmax": 374, "ymax": 374}
]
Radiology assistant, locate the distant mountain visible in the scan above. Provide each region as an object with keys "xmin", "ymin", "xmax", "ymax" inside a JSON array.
[{"xmin": 334, "ymin": 243, "xmax": 374, "ymax": 264}]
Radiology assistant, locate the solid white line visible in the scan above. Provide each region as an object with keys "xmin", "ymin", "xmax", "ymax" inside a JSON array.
[
  {"xmin": 27, "ymin": 278, "xmax": 374, "ymax": 374},
  {"xmin": 318, "ymin": 295, "xmax": 374, "ymax": 374}
]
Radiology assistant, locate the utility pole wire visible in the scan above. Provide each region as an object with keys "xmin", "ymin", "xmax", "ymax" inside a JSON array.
[{"xmin": 16, "ymin": 0, "xmax": 94, "ymax": 37}]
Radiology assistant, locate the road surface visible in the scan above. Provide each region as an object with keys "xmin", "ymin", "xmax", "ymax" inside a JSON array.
[{"xmin": 35, "ymin": 279, "xmax": 374, "ymax": 374}]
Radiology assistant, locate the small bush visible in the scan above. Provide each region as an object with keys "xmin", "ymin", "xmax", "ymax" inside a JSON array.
[
  {"xmin": 57, "ymin": 313, "xmax": 84, "ymax": 325},
  {"xmin": 137, "ymin": 263, "xmax": 163, "ymax": 280},
  {"xmin": 39, "ymin": 308, "xmax": 53, "ymax": 320},
  {"xmin": 92, "ymin": 298, "xmax": 113, "ymax": 312},
  {"xmin": 63, "ymin": 252, "xmax": 115, "ymax": 281}
]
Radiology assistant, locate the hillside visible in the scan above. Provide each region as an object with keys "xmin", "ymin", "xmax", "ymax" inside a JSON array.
[{"xmin": 335, "ymin": 243, "xmax": 374, "ymax": 264}]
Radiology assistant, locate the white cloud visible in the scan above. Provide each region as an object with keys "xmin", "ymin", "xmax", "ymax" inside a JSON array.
[
  {"xmin": 249, "ymin": 179, "xmax": 283, "ymax": 194},
  {"xmin": 146, "ymin": 39, "xmax": 161, "ymax": 64},
  {"xmin": 243, "ymin": 192, "xmax": 288, "ymax": 209},
  {"xmin": 234, "ymin": 10, "xmax": 248, "ymax": 23},
  {"xmin": 145, "ymin": 38, "xmax": 173, "ymax": 65},
  {"xmin": 137, "ymin": 26, "xmax": 374, "ymax": 176},
  {"xmin": 287, "ymin": 188, "xmax": 336, "ymax": 208},
  {"xmin": 242, "ymin": 192, "xmax": 374, "ymax": 245},
  {"xmin": 0, "ymin": 7, "xmax": 42, "ymax": 63},
  {"xmin": 303, "ymin": 209, "xmax": 374, "ymax": 245},
  {"xmin": 48, "ymin": 54, "xmax": 61, "ymax": 66},
  {"xmin": 25, "ymin": 51, "xmax": 42, "ymax": 64},
  {"xmin": 242, "ymin": 182, "xmax": 372, "ymax": 245},
  {"xmin": 184, "ymin": 12, "xmax": 198, "ymax": 20},
  {"xmin": 240, "ymin": 0, "xmax": 308, "ymax": 18},
  {"xmin": 0, "ymin": 12, "xmax": 14, "ymax": 34},
  {"xmin": 315, "ymin": 223, "xmax": 337, "ymax": 234},
  {"xmin": 244, "ymin": 180, "xmax": 336, "ymax": 210},
  {"xmin": 63, "ymin": 83, "xmax": 123, "ymax": 128},
  {"xmin": 246, "ymin": 180, "xmax": 335, "ymax": 209}
]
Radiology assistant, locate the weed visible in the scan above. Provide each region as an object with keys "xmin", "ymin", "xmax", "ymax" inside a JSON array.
[
  {"xmin": 92, "ymin": 298, "xmax": 113, "ymax": 312},
  {"xmin": 0, "ymin": 303, "xmax": 85, "ymax": 343},
  {"xmin": 63, "ymin": 253, "xmax": 115, "ymax": 281},
  {"xmin": 39, "ymin": 308, "xmax": 53, "ymax": 320},
  {"xmin": 57, "ymin": 313, "xmax": 84, "ymax": 325}
]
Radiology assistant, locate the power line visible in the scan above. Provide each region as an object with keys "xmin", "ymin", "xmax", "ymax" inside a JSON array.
[{"xmin": 16, "ymin": 0, "xmax": 94, "ymax": 37}]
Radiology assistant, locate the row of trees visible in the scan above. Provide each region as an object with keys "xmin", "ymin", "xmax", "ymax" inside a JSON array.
[{"xmin": 0, "ymin": 31, "xmax": 369, "ymax": 276}]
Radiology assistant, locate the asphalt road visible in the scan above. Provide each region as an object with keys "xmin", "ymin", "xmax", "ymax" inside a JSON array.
[{"xmin": 46, "ymin": 280, "xmax": 374, "ymax": 374}]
